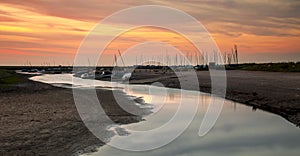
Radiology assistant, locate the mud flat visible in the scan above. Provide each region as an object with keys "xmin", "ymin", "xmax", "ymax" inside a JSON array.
[
  {"xmin": 1, "ymin": 69, "xmax": 299, "ymax": 155},
  {"xmin": 0, "ymin": 72, "xmax": 151, "ymax": 156},
  {"xmin": 130, "ymin": 70, "xmax": 300, "ymax": 126}
]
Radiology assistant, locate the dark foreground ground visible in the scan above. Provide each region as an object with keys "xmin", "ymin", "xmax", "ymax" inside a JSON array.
[
  {"xmin": 130, "ymin": 70, "xmax": 300, "ymax": 126},
  {"xmin": 0, "ymin": 69, "xmax": 299, "ymax": 155},
  {"xmin": 0, "ymin": 71, "xmax": 150, "ymax": 156}
]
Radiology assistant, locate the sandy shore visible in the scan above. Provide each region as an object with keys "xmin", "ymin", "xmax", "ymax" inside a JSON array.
[
  {"xmin": 0, "ymin": 73, "xmax": 151, "ymax": 156},
  {"xmin": 130, "ymin": 70, "xmax": 300, "ymax": 126},
  {"xmin": 1, "ymin": 69, "xmax": 299, "ymax": 155}
]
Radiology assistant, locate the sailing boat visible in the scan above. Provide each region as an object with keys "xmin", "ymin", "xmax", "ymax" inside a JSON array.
[{"xmin": 111, "ymin": 49, "xmax": 132, "ymax": 81}]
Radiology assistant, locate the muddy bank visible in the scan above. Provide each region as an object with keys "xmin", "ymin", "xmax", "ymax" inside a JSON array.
[
  {"xmin": 0, "ymin": 72, "xmax": 151, "ymax": 156},
  {"xmin": 129, "ymin": 70, "xmax": 300, "ymax": 126}
]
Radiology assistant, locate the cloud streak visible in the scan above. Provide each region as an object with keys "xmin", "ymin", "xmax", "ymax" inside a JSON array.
[{"xmin": 0, "ymin": 0, "xmax": 299, "ymax": 65}]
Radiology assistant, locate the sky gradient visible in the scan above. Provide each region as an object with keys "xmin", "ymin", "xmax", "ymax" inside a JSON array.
[{"xmin": 0, "ymin": 0, "xmax": 300, "ymax": 65}]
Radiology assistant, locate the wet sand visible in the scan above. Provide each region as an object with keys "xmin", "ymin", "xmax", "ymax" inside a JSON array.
[
  {"xmin": 1, "ymin": 70, "xmax": 299, "ymax": 155},
  {"xmin": 0, "ymin": 73, "xmax": 151, "ymax": 155},
  {"xmin": 130, "ymin": 70, "xmax": 300, "ymax": 126}
]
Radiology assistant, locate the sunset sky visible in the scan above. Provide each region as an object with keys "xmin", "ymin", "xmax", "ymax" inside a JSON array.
[{"xmin": 1, "ymin": 0, "xmax": 300, "ymax": 66}]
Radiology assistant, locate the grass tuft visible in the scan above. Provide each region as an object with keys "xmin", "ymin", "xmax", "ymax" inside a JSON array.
[{"xmin": 0, "ymin": 69, "xmax": 23, "ymax": 85}]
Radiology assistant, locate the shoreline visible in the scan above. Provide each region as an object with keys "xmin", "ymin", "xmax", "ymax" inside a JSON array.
[
  {"xmin": 129, "ymin": 70, "xmax": 300, "ymax": 127},
  {"xmin": 0, "ymin": 71, "xmax": 151, "ymax": 155},
  {"xmin": 1, "ymin": 69, "xmax": 299, "ymax": 155}
]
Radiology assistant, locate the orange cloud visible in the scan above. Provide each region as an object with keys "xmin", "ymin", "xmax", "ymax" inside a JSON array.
[
  {"xmin": 0, "ymin": 1, "xmax": 299, "ymax": 65},
  {"xmin": 96, "ymin": 26, "xmax": 205, "ymax": 66}
]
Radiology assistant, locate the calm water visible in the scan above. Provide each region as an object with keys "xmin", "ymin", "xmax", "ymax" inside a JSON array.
[{"xmin": 30, "ymin": 74, "xmax": 300, "ymax": 156}]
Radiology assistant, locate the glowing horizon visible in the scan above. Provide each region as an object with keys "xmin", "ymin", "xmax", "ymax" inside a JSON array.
[{"xmin": 1, "ymin": 1, "xmax": 300, "ymax": 66}]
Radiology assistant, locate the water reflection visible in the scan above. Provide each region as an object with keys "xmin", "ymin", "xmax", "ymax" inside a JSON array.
[
  {"xmin": 29, "ymin": 74, "xmax": 300, "ymax": 156},
  {"xmin": 86, "ymin": 86, "xmax": 300, "ymax": 156}
]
